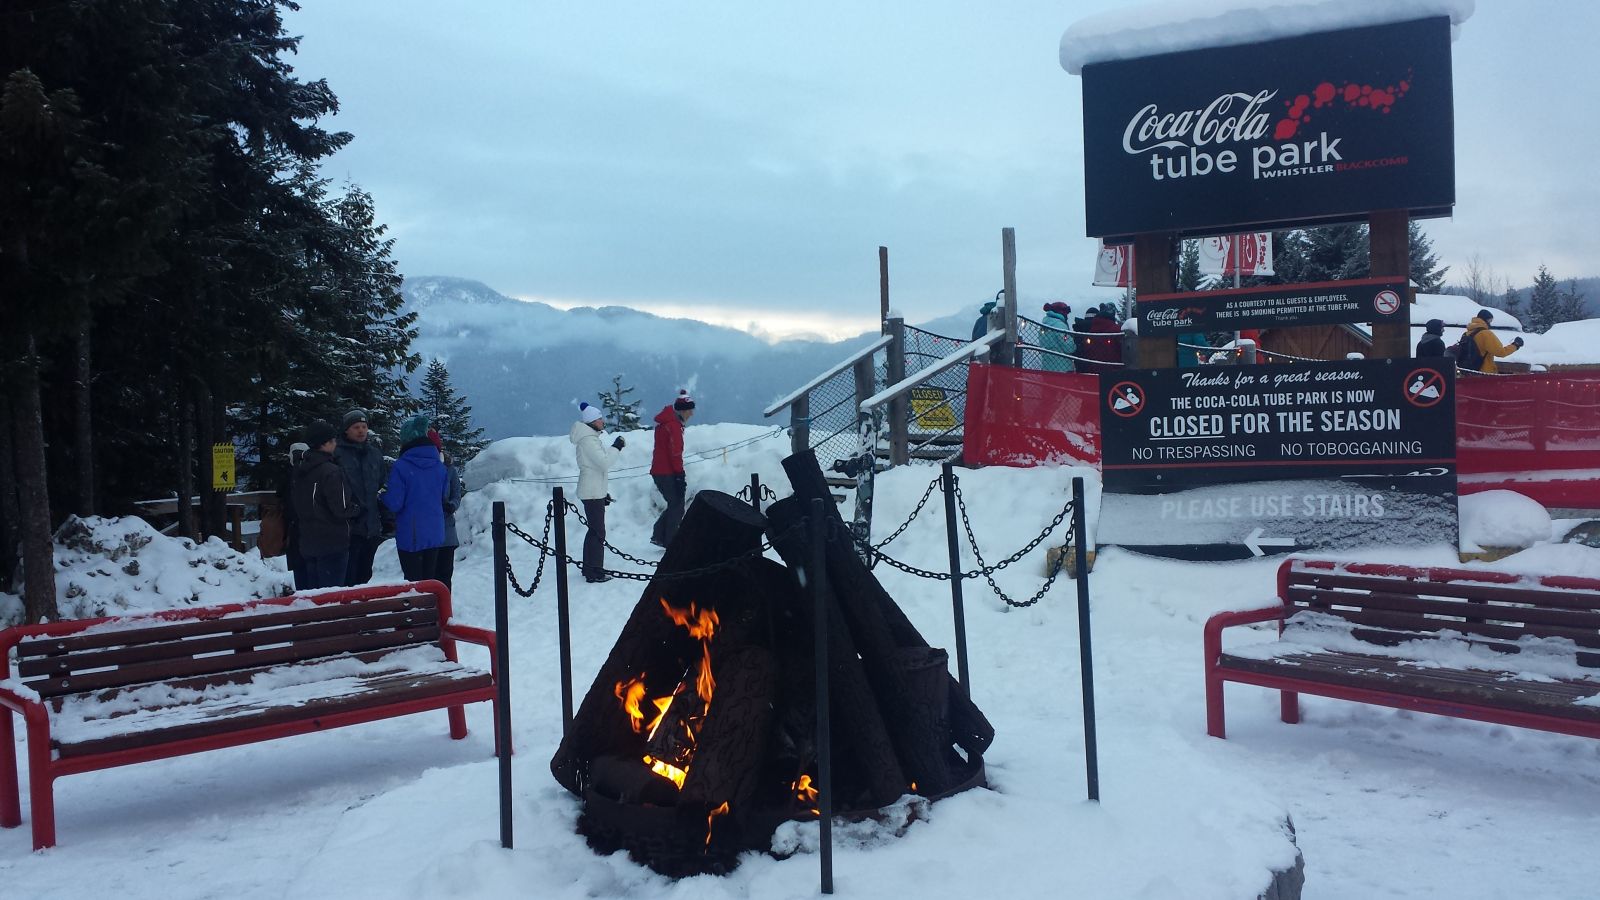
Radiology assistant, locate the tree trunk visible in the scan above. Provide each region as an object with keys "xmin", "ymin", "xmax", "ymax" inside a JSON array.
[
  {"xmin": 178, "ymin": 392, "xmax": 196, "ymax": 540},
  {"xmin": 73, "ymin": 310, "xmax": 95, "ymax": 517},
  {"xmin": 0, "ymin": 393, "xmax": 20, "ymax": 592},
  {"xmin": 13, "ymin": 333, "xmax": 60, "ymax": 623},
  {"xmin": 192, "ymin": 375, "xmax": 224, "ymax": 539}
]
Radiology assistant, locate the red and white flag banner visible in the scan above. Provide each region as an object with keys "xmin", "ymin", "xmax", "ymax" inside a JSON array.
[
  {"xmin": 1093, "ymin": 240, "xmax": 1133, "ymax": 288},
  {"xmin": 1199, "ymin": 232, "xmax": 1275, "ymax": 278}
]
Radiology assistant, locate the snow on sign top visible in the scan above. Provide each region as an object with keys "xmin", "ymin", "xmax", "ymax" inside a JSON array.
[{"xmin": 1060, "ymin": 0, "xmax": 1476, "ymax": 75}]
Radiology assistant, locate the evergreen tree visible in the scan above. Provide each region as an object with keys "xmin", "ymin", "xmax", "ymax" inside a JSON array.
[
  {"xmin": 418, "ymin": 359, "xmax": 487, "ymax": 462},
  {"xmin": 1558, "ymin": 280, "xmax": 1589, "ymax": 326},
  {"xmin": 1527, "ymin": 265, "xmax": 1562, "ymax": 333},
  {"xmin": 1406, "ymin": 222, "xmax": 1448, "ymax": 292},
  {"xmin": 1176, "ymin": 240, "xmax": 1204, "ymax": 291},
  {"xmin": 598, "ymin": 374, "xmax": 643, "ymax": 431},
  {"xmin": 1501, "ymin": 285, "xmax": 1524, "ymax": 321}
]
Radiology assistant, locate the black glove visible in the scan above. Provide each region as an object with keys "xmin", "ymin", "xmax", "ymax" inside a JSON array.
[
  {"xmin": 612, "ymin": 436, "xmax": 625, "ymax": 449},
  {"xmin": 1512, "ymin": 337, "xmax": 1525, "ymax": 347}
]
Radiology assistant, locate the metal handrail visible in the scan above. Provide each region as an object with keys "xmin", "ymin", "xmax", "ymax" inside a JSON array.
[
  {"xmin": 764, "ymin": 334, "xmax": 892, "ymax": 417},
  {"xmin": 860, "ymin": 330, "xmax": 1001, "ymax": 414}
]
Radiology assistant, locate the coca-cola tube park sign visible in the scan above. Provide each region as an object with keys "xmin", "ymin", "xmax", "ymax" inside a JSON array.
[{"xmin": 1079, "ymin": 16, "xmax": 1455, "ymax": 240}]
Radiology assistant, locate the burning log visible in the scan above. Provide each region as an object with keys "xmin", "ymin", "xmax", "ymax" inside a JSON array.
[{"xmin": 773, "ymin": 449, "xmax": 995, "ymax": 791}]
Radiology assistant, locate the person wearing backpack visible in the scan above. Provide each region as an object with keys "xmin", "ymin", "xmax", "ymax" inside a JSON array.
[
  {"xmin": 1416, "ymin": 319, "xmax": 1447, "ymax": 357},
  {"xmin": 1460, "ymin": 309, "xmax": 1524, "ymax": 373}
]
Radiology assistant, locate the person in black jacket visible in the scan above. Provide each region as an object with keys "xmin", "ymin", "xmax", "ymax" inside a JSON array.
[
  {"xmin": 1416, "ymin": 318, "xmax": 1447, "ymax": 357},
  {"xmin": 277, "ymin": 442, "xmax": 310, "ymax": 590},
  {"xmin": 292, "ymin": 421, "xmax": 361, "ymax": 589},
  {"xmin": 335, "ymin": 408, "xmax": 386, "ymax": 585}
]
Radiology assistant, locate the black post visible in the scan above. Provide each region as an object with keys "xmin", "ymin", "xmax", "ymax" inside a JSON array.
[
  {"xmin": 749, "ymin": 472, "xmax": 762, "ymax": 513},
  {"xmin": 1072, "ymin": 477, "xmax": 1099, "ymax": 802},
  {"xmin": 942, "ymin": 462, "xmax": 971, "ymax": 691},
  {"xmin": 553, "ymin": 487, "xmax": 574, "ymax": 735},
  {"xmin": 492, "ymin": 501, "xmax": 513, "ymax": 848},
  {"xmin": 809, "ymin": 498, "xmax": 834, "ymax": 895}
]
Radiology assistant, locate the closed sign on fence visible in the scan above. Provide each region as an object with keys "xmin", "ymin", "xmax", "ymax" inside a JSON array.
[
  {"xmin": 212, "ymin": 443, "xmax": 235, "ymax": 491},
  {"xmin": 911, "ymin": 387, "xmax": 958, "ymax": 431}
]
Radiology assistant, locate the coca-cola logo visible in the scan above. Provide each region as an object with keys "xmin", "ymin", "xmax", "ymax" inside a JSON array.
[
  {"xmin": 1145, "ymin": 307, "xmax": 1198, "ymax": 328},
  {"xmin": 1123, "ymin": 90, "xmax": 1277, "ymax": 155}
]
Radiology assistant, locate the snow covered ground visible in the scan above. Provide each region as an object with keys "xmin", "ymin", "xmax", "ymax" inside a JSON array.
[{"xmin": 5, "ymin": 422, "xmax": 1600, "ymax": 898}]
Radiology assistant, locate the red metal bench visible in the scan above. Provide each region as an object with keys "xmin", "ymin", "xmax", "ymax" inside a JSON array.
[
  {"xmin": 0, "ymin": 580, "xmax": 499, "ymax": 850},
  {"xmin": 1205, "ymin": 559, "xmax": 1600, "ymax": 742}
]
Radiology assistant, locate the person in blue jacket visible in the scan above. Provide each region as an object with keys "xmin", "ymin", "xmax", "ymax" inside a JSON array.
[{"xmin": 383, "ymin": 415, "xmax": 450, "ymax": 584}]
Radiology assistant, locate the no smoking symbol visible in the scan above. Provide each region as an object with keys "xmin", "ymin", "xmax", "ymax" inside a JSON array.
[
  {"xmin": 1373, "ymin": 289, "xmax": 1402, "ymax": 316},
  {"xmin": 1108, "ymin": 381, "xmax": 1145, "ymax": 417},
  {"xmin": 1404, "ymin": 368, "xmax": 1447, "ymax": 407}
]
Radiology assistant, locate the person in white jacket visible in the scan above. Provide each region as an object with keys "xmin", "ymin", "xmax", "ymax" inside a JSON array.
[{"xmin": 570, "ymin": 401, "xmax": 624, "ymax": 583}]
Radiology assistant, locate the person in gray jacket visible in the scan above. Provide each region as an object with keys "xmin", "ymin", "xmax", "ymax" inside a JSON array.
[
  {"xmin": 291, "ymin": 422, "xmax": 360, "ymax": 589},
  {"xmin": 335, "ymin": 408, "xmax": 386, "ymax": 585}
]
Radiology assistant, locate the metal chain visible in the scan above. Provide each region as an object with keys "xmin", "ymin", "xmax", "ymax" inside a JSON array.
[
  {"xmin": 502, "ymin": 502, "xmax": 555, "ymax": 597},
  {"xmin": 564, "ymin": 500, "xmax": 661, "ymax": 568},
  {"xmin": 954, "ymin": 481, "xmax": 1073, "ymax": 607},
  {"xmin": 871, "ymin": 473, "xmax": 942, "ymax": 551},
  {"xmin": 503, "ymin": 514, "xmax": 806, "ymax": 584}
]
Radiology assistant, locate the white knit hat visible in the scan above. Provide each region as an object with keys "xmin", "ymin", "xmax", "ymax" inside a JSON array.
[{"xmin": 578, "ymin": 401, "xmax": 603, "ymax": 424}]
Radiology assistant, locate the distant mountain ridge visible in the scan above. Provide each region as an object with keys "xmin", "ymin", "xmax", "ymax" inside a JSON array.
[{"xmin": 403, "ymin": 276, "xmax": 910, "ymax": 439}]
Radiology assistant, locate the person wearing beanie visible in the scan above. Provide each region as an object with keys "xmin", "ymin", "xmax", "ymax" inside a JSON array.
[
  {"xmin": 571, "ymin": 400, "xmax": 625, "ymax": 582},
  {"xmin": 291, "ymin": 423, "xmax": 360, "ymax": 589},
  {"xmin": 650, "ymin": 389, "xmax": 696, "ymax": 547},
  {"xmin": 383, "ymin": 414, "xmax": 451, "ymax": 584},
  {"xmin": 1416, "ymin": 318, "xmax": 1447, "ymax": 357},
  {"xmin": 1079, "ymin": 303, "xmax": 1125, "ymax": 375},
  {"xmin": 1039, "ymin": 301, "xmax": 1076, "ymax": 373},
  {"xmin": 272, "ymin": 442, "xmax": 312, "ymax": 589},
  {"xmin": 334, "ymin": 407, "xmax": 386, "ymax": 585},
  {"xmin": 1464, "ymin": 308, "xmax": 1523, "ymax": 373}
]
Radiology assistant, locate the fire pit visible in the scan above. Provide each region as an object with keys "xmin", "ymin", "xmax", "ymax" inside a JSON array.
[{"xmin": 549, "ymin": 452, "xmax": 993, "ymax": 876}]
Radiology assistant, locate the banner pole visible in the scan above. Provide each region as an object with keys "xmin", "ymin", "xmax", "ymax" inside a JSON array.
[
  {"xmin": 492, "ymin": 501, "xmax": 513, "ymax": 848},
  {"xmin": 810, "ymin": 498, "xmax": 834, "ymax": 895},
  {"xmin": 1072, "ymin": 477, "xmax": 1099, "ymax": 802},
  {"xmin": 553, "ymin": 487, "xmax": 573, "ymax": 735}
]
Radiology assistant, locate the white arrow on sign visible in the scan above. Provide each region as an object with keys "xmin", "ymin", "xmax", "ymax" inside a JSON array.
[{"xmin": 1243, "ymin": 526, "xmax": 1296, "ymax": 557}]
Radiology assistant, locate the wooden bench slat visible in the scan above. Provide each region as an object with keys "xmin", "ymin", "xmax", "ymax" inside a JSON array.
[
  {"xmin": 15, "ymin": 607, "xmax": 440, "ymax": 678},
  {"xmin": 1287, "ymin": 585, "xmax": 1600, "ymax": 632},
  {"xmin": 1218, "ymin": 649, "xmax": 1600, "ymax": 723},
  {"xmin": 1287, "ymin": 571, "xmax": 1600, "ymax": 611},
  {"xmin": 1296, "ymin": 607, "xmax": 1600, "ymax": 656},
  {"xmin": 14, "ymin": 593, "xmax": 437, "ymax": 657},
  {"xmin": 56, "ymin": 666, "xmax": 492, "ymax": 759},
  {"xmin": 27, "ymin": 626, "xmax": 441, "ymax": 698}
]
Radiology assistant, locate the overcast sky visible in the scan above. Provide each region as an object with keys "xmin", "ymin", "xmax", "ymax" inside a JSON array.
[{"xmin": 287, "ymin": 1, "xmax": 1598, "ymax": 340}]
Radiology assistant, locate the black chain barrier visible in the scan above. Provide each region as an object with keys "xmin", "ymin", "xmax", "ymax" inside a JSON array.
[
  {"xmin": 563, "ymin": 500, "xmax": 662, "ymax": 569},
  {"xmin": 503, "ymin": 501, "xmax": 555, "ymax": 597},
  {"xmin": 953, "ymin": 480, "xmax": 1075, "ymax": 608},
  {"xmin": 735, "ymin": 483, "xmax": 780, "ymax": 504},
  {"xmin": 502, "ymin": 473, "xmax": 1074, "ymax": 607},
  {"xmin": 504, "ymin": 513, "xmax": 810, "ymax": 586},
  {"xmin": 844, "ymin": 480, "xmax": 1075, "ymax": 606}
]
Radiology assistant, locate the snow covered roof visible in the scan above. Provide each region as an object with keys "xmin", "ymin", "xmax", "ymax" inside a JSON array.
[
  {"xmin": 1412, "ymin": 292, "xmax": 1521, "ymax": 330},
  {"xmin": 1060, "ymin": 0, "xmax": 1476, "ymax": 75}
]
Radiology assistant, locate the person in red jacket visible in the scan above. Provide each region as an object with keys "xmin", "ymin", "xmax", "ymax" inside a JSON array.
[
  {"xmin": 1077, "ymin": 304, "xmax": 1125, "ymax": 375},
  {"xmin": 650, "ymin": 389, "xmax": 696, "ymax": 547}
]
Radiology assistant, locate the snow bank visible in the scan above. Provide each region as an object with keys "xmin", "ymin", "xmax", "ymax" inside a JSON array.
[
  {"xmin": 1061, "ymin": 0, "xmax": 1475, "ymax": 75},
  {"xmin": 1459, "ymin": 490, "xmax": 1553, "ymax": 551},
  {"xmin": 0, "ymin": 515, "xmax": 293, "ymax": 627}
]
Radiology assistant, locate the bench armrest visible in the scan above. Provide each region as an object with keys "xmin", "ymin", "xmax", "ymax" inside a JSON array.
[
  {"xmin": 1203, "ymin": 606, "xmax": 1291, "ymax": 671},
  {"xmin": 441, "ymin": 623, "xmax": 499, "ymax": 678},
  {"xmin": 0, "ymin": 682, "xmax": 51, "ymax": 742}
]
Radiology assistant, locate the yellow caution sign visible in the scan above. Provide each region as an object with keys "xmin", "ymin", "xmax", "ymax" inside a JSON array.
[
  {"xmin": 910, "ymin": 387, "xmax": 958, "ymax": 431},
  {"xmin": 212, "ymin": 443, "xmax": 235, "ymax": 491}
]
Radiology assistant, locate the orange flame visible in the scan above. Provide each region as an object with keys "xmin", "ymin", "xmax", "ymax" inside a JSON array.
[
  {"xmin": 614, "ymin": 676, "xmax": 649, "ymax": 733},
  {"xmin": 793, "ymin": 774, "xmax": 818, "ymax": 805},
  {"xmin": 644, "ymin": 754, "xmax": 689, "ymax": 789},
  {"xmin": 612, "ymin": 600, "xmax": 722, "ymax": 792},
  {"xmin": 705, "ymin": 801, "xmax": 730, "ymax": 850}
]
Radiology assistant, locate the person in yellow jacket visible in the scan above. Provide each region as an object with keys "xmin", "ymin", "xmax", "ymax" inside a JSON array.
[{"xmin": 1467, "ymin": 309, "xmax": 1524, "ymax": 373}]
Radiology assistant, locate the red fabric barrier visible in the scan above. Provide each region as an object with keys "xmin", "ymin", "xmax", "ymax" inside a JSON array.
[
  {"xmin": 963, "ymin": 364, "xmax": 1600, "ymax": 506},
  {"xmin": 963, "ymin": 363, "xmax": 1101, "ymax": 467}
]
